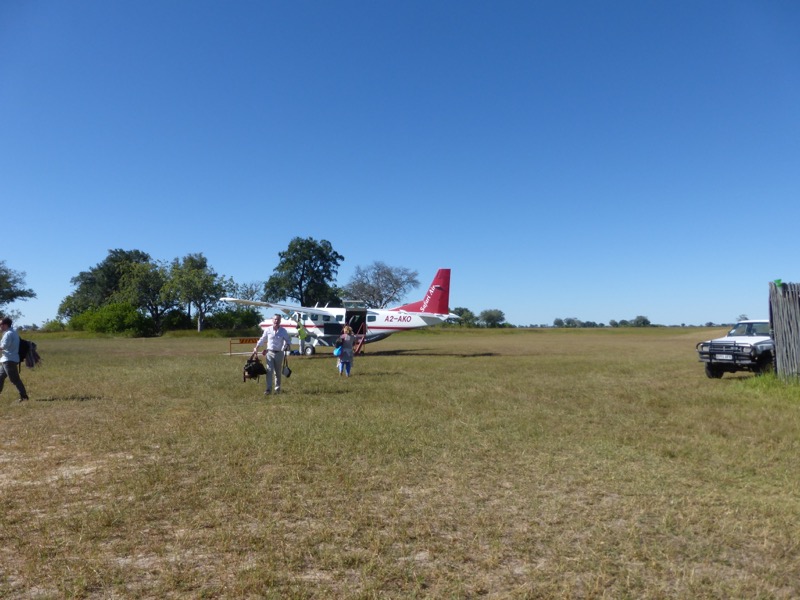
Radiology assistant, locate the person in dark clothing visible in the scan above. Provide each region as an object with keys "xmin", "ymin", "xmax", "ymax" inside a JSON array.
[
  {"xmin": 0, "ymin": 317, "xmax": 29, "ymax": 403},
  {"xmin": 336, "ymin": 325, "xmax": 355, "ymax": 377}
]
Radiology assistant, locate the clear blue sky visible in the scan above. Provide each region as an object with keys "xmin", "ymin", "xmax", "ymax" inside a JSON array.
[{"xmin": 2, "ymin": 1, "xmax": 799, "ymax": 327}]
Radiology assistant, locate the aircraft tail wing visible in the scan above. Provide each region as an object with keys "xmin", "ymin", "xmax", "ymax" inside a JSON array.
[{"xmin": 391, "ymin": 269, "xmax": 451, "ymax": 315}]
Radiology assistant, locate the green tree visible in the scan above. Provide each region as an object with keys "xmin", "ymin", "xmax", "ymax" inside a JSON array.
[
  {"xmin": 479, "ymin": 309, "xmax": 506, "ymax": 328},
  {"xmin": 232, "ymin": 281, "xmax": 266, "ymax": 302},
  {"xmin": 264, "ymin": 237, "xmax": 344, "ymax": 306},
  {"xmin": 343, "ymin": 262, "xmax": 419, "ymax": 308},
  {"xmin": 452, "ymin": 307, "xmax": 477, "ymax": 327},
  {"xmin": 0, "ymin": 261, "xmax": 36, "ymax": 314},
  {"xmin": 169, "ymin": 253, "xmax": 229, "ymax": 332},
  {"xmin": 631, "ymin": 315, "xmax": 651, "ymax": 327},
  {"xmin": 58, "ymin": 249, "xmax": 151, "ymax": 318},
  {"xmin": 116, "ymin": 261, "xmax": 180, "ymax": 333}
]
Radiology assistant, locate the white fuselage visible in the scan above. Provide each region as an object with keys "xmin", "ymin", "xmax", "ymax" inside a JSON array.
[{"xmin": 261, "ymin": 307, "xmax": 445, "ymax": 346}]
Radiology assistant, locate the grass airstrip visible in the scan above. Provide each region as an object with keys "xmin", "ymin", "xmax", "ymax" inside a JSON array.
[{"xmin": 2, "ymin": 327, "xmax": 799, "ymax": 598}]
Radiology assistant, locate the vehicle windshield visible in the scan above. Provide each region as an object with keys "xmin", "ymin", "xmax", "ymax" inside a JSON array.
[{"xmin": 728, "ymin": 322, "xmax": 770, "ymax": 336}]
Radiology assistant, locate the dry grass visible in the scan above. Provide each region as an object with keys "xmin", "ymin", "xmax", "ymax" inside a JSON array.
[{"xmin": 2, "ymin": 327, "xmax": 799, "ymax": 598}]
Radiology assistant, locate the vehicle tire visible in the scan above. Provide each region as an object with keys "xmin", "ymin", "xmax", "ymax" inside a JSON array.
[
  {"xmin": 705, "ymin": 364, "xmax": 724, "ymax": 379},
  {"xmin": 303, "ymin": 345, "xmax": 315, "ymax": 356},
  {"xmin": 753, "ymin": 356, "xmax": 774, "ymax": 375}
]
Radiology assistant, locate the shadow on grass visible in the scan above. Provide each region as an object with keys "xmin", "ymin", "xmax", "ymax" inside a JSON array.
[
  {"xmin": 36, "ymin": 395, "xmax": 104, "ymax": 402},
  {"xmin": 360, "ymin": 349, "xmax": 498, "ymax": 358},
  {"xmin": 295, "ymin": 349, "xmax": 498, "ymax": 360}
]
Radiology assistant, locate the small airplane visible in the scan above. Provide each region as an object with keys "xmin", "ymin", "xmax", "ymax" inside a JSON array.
[{"xmin": 221, "ymin": 269, "xmax": 458, "ymax": 354}]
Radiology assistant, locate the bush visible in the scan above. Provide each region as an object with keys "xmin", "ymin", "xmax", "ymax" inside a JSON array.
[
  {"xmin": 206, "ymin": 307, "xmax": 262, "ymax": 330},
  {"xmin": 161, "ymin": 309, "xmax": 194, "ymax": 331},
  {"xmin": 41, "ymin": 319, "xmax": 67, "ymax": 333},
  {"xmin": 69, "ymin": 303, "xmax": 156, "ymax": 336}
]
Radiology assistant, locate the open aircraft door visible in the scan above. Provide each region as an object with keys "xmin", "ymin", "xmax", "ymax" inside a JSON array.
[{"xmin": 344, "ymin": 300, "xmax": 368, "ymax": 353}]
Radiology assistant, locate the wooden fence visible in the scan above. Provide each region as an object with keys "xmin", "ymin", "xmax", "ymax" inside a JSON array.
[
  {"xmin": 769, "ymin": 281, "xmax": 800, "ymax": 380},
  {"xmin": 228, "ymin": 337, "xmax": 260, "ymax": 356}
]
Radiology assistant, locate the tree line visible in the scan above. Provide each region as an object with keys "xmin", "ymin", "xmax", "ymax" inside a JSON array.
[
  {"xmin": 450, "ymin": 307, "xmax": 507, "ymax": 328},
  {"xmin": 2, "ymin": 239, "xmax": 507, "ymax": 335},
  {"xmin": 552, "ymin": 316, "xmax": 652, "ymax": 328}
]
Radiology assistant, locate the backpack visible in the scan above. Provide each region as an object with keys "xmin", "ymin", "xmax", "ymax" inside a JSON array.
[
  {"xmin": 243, "ymin": 355, "xmax": 267, "ymax": 382},
  {"xmin": 19, "ymin": 338, "xmax": 41, "ymax": 368}
]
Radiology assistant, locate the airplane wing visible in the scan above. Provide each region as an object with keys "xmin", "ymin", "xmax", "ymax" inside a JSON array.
[
  {"xmin": 220, "ymin": 297, "xmax": 337, "ymax": 317},
  {"xmin": 220, "ymin": 297, "xmax": 275, "ymax": 309}
]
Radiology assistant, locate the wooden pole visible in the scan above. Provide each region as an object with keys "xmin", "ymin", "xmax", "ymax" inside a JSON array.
[{"xmin": 769, "ymin": 281, "xmax": 800, "ymax": 381}]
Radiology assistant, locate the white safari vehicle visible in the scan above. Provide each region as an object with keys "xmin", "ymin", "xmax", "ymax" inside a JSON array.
[{"xmin": 696, "ymin": 320, "xmax": 774, "ymax": 378}]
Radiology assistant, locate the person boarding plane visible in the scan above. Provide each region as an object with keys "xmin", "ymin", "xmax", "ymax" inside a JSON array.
[{"xmin": 221, "ymin": 269, "xmax": 457, "ymax": 355}]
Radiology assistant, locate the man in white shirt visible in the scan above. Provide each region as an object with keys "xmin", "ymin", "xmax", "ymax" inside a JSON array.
[
  {"xmin": 254, "ymin": 314, "xmax": 292, "ymax": 395},
  {"xmin": 0, "ymin": 317, "xmax": 29, "ymax": 403}
]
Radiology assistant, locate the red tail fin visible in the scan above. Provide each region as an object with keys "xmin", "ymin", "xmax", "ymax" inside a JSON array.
[{"xmin": 393, "ymin": 269, "xmax": 451, "ymax": 314}]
